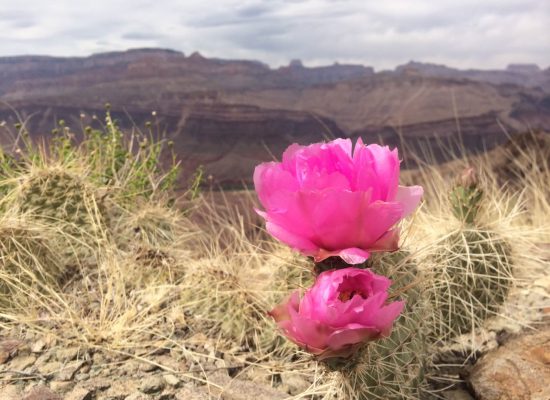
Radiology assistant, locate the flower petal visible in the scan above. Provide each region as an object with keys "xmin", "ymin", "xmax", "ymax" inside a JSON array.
[
  {"xmin": 369, "ymin": 300, "xmax": 406, "ymax": 336},
  {"xmin": 315, "ymin": 247, "xmax": 370, "ymax": 264},
  {"xmin": 395, "ymin": 185, "xmax": 423, "ymax": 217},
  {"xmin": 326, "ymin": 324, "xmax": 381, "ymax": 351},
  {"xmin": 368, "ymin": 228, "xmax": 400, "ymax": 253},
  {"xmin": 253, "ymin": 162, "xmax": 299, "ymax": 211},
  {"xmin": 265, "ymin": 221, "xmax": 319, "ymax": 255}
]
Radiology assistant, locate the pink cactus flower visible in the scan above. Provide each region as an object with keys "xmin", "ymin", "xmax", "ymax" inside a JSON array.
[
  {"xmin": 254, "ymin": 138, "xmax": 423, "ymax": 264},
  {"xmin": 269, "ymin": 267, "xmax": 404, "ymax": 360}
]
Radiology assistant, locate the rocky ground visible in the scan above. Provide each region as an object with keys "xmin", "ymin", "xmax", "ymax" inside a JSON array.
[
  {"xmin": 1, "ymin": 288, "xmax": 548, "ymax": 400},
  {"xmin": 0, "ymin": 331, "xmax": 298, "ymax": 400}
]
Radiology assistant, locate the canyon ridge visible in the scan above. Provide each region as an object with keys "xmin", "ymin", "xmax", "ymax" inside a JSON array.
[{"xmin": 1, "ymin": 48, "xmax": 549, "ymax": 186}]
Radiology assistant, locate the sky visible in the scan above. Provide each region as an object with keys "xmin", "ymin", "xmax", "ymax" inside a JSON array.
[{"xmin": 0, "ymin": 0, "xmax": 549, "ymax": 70}]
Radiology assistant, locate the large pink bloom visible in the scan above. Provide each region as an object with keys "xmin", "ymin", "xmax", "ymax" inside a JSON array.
[
  {"xmin": 254, "ymin": 138, "xmax": 423, "ymax": 264},
  {"xmin": 270, "ymin": 267, "xmax": 404, "ymax": 360}
]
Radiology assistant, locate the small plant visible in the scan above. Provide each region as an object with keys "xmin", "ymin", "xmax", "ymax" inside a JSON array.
[{"xmin": 84, "ymin": 111, "xmax": 180, "ymax": 203}]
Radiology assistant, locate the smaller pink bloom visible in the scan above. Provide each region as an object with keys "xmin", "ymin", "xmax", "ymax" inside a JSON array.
[{"xmin": 269, "ymin": 268, "xmax": 404, "ymax": 360}]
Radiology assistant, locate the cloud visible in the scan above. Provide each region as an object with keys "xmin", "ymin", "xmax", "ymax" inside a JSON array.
[{"xmin": 0, "ymin": 0, "xmax": 548, "ymax": 70}]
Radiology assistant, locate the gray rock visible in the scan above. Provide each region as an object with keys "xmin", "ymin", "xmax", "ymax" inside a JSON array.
[
  {"xmin": 163, "ymin": 374, "xmax": 180, "ymax": 387},
  {"xmin": 101, "ymin": 378, "xmax": 140, "ymax": 398},
  {"xmin": 49, "ymin": 381, "xmax": 73, "ymax": 393},
  {"xmin": 22, "ymin": 385, "xmax": 62, "ymax": 400},
  {"xmin": 37, "ymin": 361, "xmax": 62, "ymax": 376},
  {"xmin": 34, "ymin": 350, "xmax": 54, "ymax": 366},
  {"xmin": 31, "ymin": 340, "xmax": 46, "ymax": 354},
  {"xmin": 76, "ymin": 372, "xmax": 90, "ymax": 381},
  {"xmin": 10, "ymin": 354, "xmax": 37, "ymax": 371},
  {"xmin": 79, "ymin": 377, "xmax": 112, "ymax": 391},
  {"xmin": 469, "ymin": 326, "xmax": 550, "ymax": 400},
  {"xmin": 139, "ymin": 376, "xmax": 165, "ymax": 394},
  {"xmin": 55, "ymin": 347, "xmax": 80, "ymax": 362},
  {"xmin": 280, "ymin": 372, "xmax": 310, "ymax": 395},
  {"xmin": 56, "ymin": 360, "xmax": 86, "ymax": 381},
  {"xmin": 139, "ymin": 361, "xmax": 159, "ymax": 373}
]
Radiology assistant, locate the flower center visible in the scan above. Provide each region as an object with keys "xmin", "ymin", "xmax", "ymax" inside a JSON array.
[{"xmin": 338, "ymin": 290, "xmax": 367, "ymax": 302}]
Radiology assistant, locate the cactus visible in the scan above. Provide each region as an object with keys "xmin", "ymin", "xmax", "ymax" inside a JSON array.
[
  {"xmin": 180, "ymin": 263, "xmax": 265, "ymax": 349},
  {"xmin": 17, "ymin": 167, "xmax": 107, "ymax": 264},
  {"xmin": 0, "ymin": 219, "xmax": 62, "ymax": 306},
  {"xmin": 426, "ymin": 168, "xmax": 514, "ymax": 341},
  {"xmin": 325, "ymin": 251, "xmax": 429, "ymax": 400},
  {"xmin": 18, "ymin": 168, "xmax": 99, "ymax": 229},
  {"xmin": 427, "ymin": 228, "xmax": 513, "ymax": 340},
  {"xmin": 113, "ymin": 203, "xmax": 180, "ymax": 250},
  {"xmin": 180, "ymin": 249, "xmax": 311, "ymax": 356}
]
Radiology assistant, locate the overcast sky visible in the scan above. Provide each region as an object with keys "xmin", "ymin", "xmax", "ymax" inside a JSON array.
[{"xmin": 0, "ymin": 0, "xmax": 549, "ymax": 70}]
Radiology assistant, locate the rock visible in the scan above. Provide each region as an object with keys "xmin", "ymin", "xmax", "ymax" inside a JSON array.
[
  {"xmin": 280, "ymin": 372, "xmax": 310, "ymax": 395},
  {"xmin": 1, "ymin": 384, "xmax": 22, "ymax": 400},
  {"xmin": 92, "ymin": 352, "xmax": 107, "ymax": 364},
  {"xmin": 0, "ymin": 339, "xmax": 23, "ymax": 364},
  {"xmin": 49, "ymin": 381, "xmax": 73, "ymax": 392},
  {"xmin": 31, "ymin": 339, "xmax": 47, "ymax": 354},
  {"xmin": 158, "ymin": 389, "xmax": 177, "ymax": 400},
  {"xmin": 163, "ymin": 374, "xmax": 180, "ymax": 387},
  {"xmin": 10, "ymin": 354, "xmax": 37, "ymax": 371},
  {"xmin": 120, "ymin": 360, "xmax": 140, "ymax": 375},
  {"xmin": 22, "ymin": 385, "xmax": 62, "ymax": 400},
  {"xmin": 207, "ymin": 371, "xmax": 288, "ymax": 400},
  {"xmin": 154, "ymin": 354, "xmax": 183, "ymax": 371},
  {"xmin": 34, "ymin": 350, "xmax": 54, "ymax": 366},
  {"xmin": 79, "ymin": 377, "xmax": 111, "ymax": 392},
  {"xmin": 89, "ymin": 366, "xmax": 102, "ymax": 377},
  {"xmin": 55, "ymin": 347, "xmax": 80, "ymax": 362},
  {"xmin": 469, "ymin": 327, "xmax": 550, "ymax": 400},
  {"xmin": 37, "ymin": 361, "xmax": 62, "ymax": 376},
  {"xmin": 175, "ymin": 384, "xmax": 210, "ymax": 400},
  {"xmin": 56, "ymin": 360, "xmax": 86, "ymax": 381},
  {"xmin": 101, "ymin": 378, "xmax": 140, "ymax": 398},
  {"xmin": 76, "ymin": 372, "xmax": 90, "ymax": 381},
  {"xmin": 0, "ymin": 349, "xmax": 9, "ymax": 364},
  {"xmin": 65, "ymin": 387, "xmax": 93, "ymax": 400},
  {"xmin": 139, "ymin": 361, "xmax": 158, "ymax": 373},
  {"xmin": 139, "ymin": 376, "xmax": 165, "ymax": 394}
]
